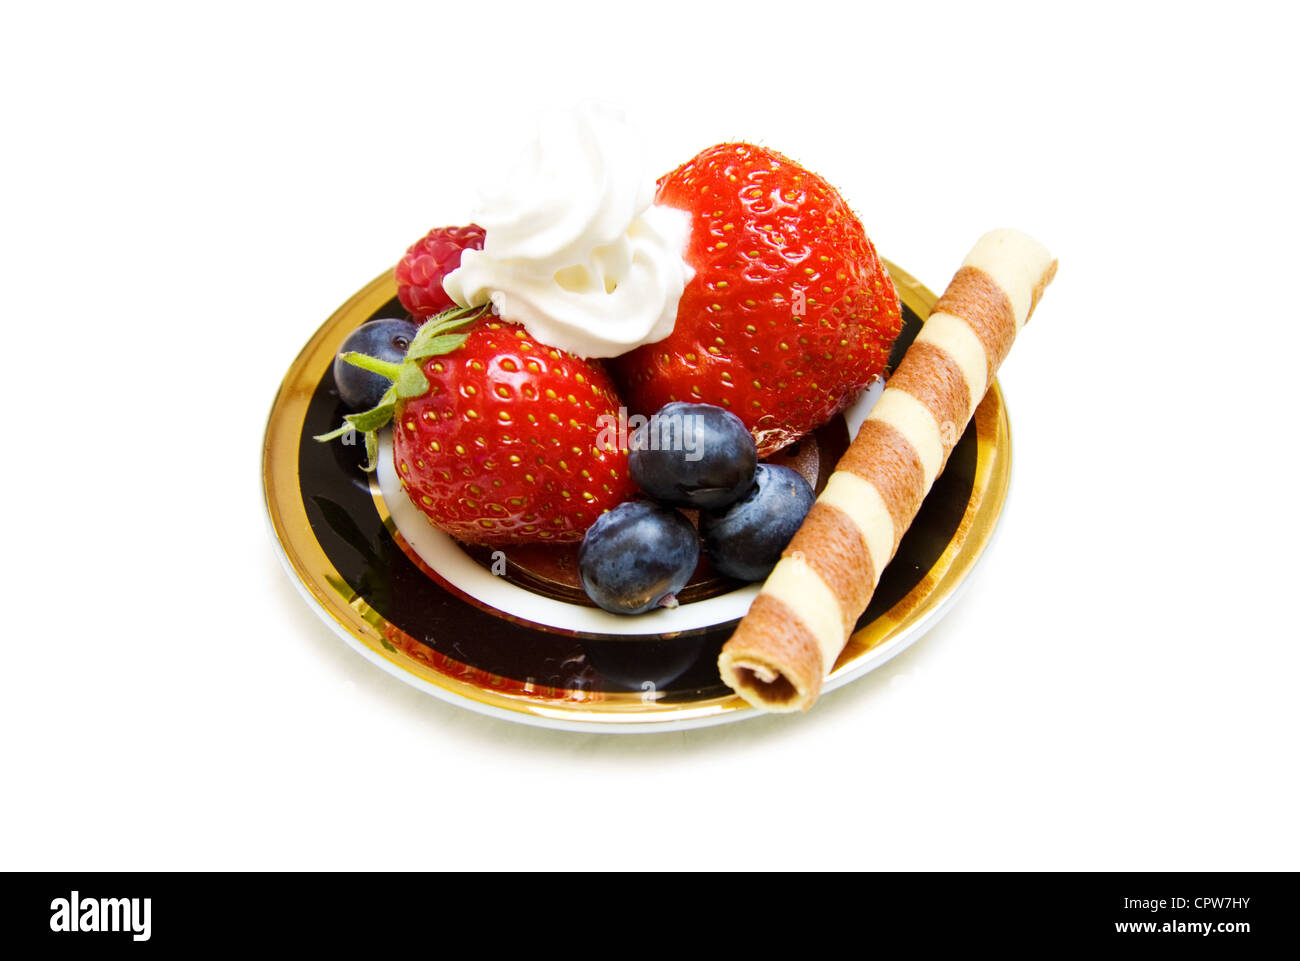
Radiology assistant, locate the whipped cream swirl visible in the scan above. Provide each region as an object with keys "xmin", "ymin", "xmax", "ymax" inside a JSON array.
[{"xmin": 442, "ymin": 102, "xmax": 692, "ymax": 358}]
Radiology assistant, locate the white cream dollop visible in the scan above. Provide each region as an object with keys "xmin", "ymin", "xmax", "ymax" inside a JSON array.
[{"xmin": 442, "ymin": 102, "xmax": 693, "ymax": 359}]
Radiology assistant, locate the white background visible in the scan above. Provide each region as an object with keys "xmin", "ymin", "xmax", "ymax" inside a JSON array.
[{"xmin": 3, "ymin": 1, "xmax": 1297, "ymax": 870}]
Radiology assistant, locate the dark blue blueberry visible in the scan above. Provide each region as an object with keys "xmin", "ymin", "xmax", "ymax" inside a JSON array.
[
  {"xmin": 629, "ymin": 402, "xmax": 757, "ymax": 510},
  {"xmin": 578, "ymin": 501, "xmax": 700, "ymax": 615},
  {"xmin": 333, "ymin": 318, "xmax": 419, "ymax": 411},
  {"xmin": 699, "ymin": 464, "xmax": 815, "ymax": 582}
]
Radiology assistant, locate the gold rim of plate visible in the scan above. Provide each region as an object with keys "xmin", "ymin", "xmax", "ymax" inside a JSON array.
[{"xmin": 261, "ymin": 262, "xmax": 1011, "ymax": 730}]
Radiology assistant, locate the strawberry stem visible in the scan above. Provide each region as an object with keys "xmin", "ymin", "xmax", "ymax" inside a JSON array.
[
  {"xmin": 314, "ymin": 303, "xmax": 493, "ymax": 473},
  {"xmin": 340, "ymin": 352, "xmax": 403, "ymax": 382}
]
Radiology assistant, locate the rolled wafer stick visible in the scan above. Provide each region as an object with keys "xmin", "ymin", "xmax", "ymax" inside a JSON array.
[{"xmin": 719, "ymin": 229, "xmax": 1057, "ymax": 712}]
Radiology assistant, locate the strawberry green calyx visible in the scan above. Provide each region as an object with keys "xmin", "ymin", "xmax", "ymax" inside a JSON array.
[{"xmin": 313, "ymin": 303, "xmax": 490, "ymax": 471}]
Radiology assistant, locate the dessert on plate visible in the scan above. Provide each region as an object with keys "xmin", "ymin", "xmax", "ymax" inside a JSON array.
[{"xmin": 312, "ymin": 101, "xmax": 1055, "ymax": 714}]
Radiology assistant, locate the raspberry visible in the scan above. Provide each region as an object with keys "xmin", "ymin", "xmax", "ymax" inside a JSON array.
[{"xmin": 394, "ymin": 224, "xmax": 486, "ymax": 319}]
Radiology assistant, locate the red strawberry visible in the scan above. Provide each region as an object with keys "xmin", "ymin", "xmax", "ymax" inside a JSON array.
[
  {"xmin": 319, "ymin": 307, "xmax": 637, "ymax": 546},
  {"xmin": 612, "ymin": 143, "xmax": 902, "ymax": 456},
  {"xmin": 395, "ymin": 224, "xmax": 486, "ymax": 319}
]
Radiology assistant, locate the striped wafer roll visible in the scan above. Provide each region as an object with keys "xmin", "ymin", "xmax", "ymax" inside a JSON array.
[{"xmin": 719, "ymin": 229, "xmax": 1057, "ymax": 712}]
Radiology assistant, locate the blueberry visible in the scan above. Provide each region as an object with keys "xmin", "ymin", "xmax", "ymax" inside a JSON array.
[
  {"xmin": 699, "ymin": 464, "xmax": 815, "ymax": 582},
  {"xmin": 629, "ymin": 402, "xmax": 757, "ymax": 510},
  {"xmin": 578, "ymin": 501, "xmax": 700, "ymax": 615},
  {"xmin": 333, "ymin": 318, "xmax": 420, "ymax": 411}
]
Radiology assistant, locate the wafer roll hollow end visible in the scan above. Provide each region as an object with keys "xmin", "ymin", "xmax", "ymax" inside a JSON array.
[
  {"xmin": 718, "ymin": 652, "xmax": 818, "ymax": 713},
  {"xmin": 718, "ymin": 592, "xmax": 825, "ymax": 712}
]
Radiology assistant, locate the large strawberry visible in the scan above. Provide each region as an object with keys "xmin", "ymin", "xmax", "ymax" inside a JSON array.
[
  {"xmin": 612, "ymin": 143, "xmax": 902, "ymax": 456},
  {"xmin": 318, "ymin": 306, "xmax": 637, "ymax": 545}
]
